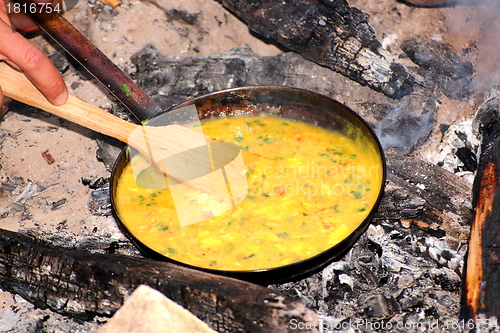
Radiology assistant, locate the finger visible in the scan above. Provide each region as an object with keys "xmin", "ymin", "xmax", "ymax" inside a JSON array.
[{"xmin": 3, "ymin": 32, "xmax": 67, "ymax": 105}]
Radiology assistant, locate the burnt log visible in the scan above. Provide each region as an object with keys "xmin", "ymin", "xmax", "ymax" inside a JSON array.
[
  {"xmin": 214, "ymin": 0, "xmax": 415, "ymax": 99},
  {"xmin": 461, "ymin": 86, "xmax": 500, "ymax": 322},
  {"xmin": 401, "ymin": 37, "xmax": 474, "ymax": 100},
  {"xmin": 129, "ymin": 45, "xmax": 441, "ymax": 154},
  {"xmin": 0, "ymin": 228, "xmax": 318, "ymax": 333},
  {"xmin": 130, "ymin": 45, "xmax": 394, "ymax": 110},
  {"xmin": 380, "ymin": 149, "xmax": 472, "ymax": 237}
]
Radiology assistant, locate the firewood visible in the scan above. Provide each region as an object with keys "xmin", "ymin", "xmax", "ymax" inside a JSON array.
[
  {"xmin": 0, "ymin": 228, "xmax": 318, "ymax": 333},
  {"xmin": 461, "ymin": 86, "xmax": 500, "ymax": 322},
  {"xmin": 130, "ymin": 45, "xmax": 387, "ymax": 108},
  {"xmin": 401, "ymin": 37, "xmax": 473, "ymax": 100},
  {"xmin": 214, "ymin": 0, "xmax": 415, "ymax": 99},
  {"xmin": 380, "ymin": 149, "xmax": 472, "ymax": 235}
]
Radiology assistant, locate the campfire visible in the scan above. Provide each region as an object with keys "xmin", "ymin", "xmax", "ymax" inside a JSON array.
[{"xmin": 0, "ymin": 0, "xmax": 498, "ymax": 331}]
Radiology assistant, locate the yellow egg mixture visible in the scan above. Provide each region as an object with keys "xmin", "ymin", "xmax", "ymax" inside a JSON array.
[{"xmin": 115, "ymin": 116, "xmax": 383, "ymax": 271}]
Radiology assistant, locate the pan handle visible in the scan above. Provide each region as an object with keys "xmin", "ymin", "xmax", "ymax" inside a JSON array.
[{"xmin": 11, "ymin": 0, "xmax": 162, "ymax": 122}]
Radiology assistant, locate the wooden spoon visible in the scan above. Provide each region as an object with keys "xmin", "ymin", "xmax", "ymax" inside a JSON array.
[
  {"xmin": 6, "ymin": 0, "xmax": 248, "ymax": 185},
  {"xmin": 0, "ymin": 62, "xmax": 242, "ymax": 184}
]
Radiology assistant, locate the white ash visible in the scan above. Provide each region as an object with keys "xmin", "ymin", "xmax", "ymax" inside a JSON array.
[
  {"xmin": 338, "ymin": 274, "xmax": 354, "ymax": 290},
  {"xmin": 20, "ymin": 228, "xmax": 141, "ymax": 257},
  {"xmin": 270, "ymin": 223, "xmax": 466, "ymax": 332},
  {"xmin": 14, "ymin": 181, "xmax": 39, "ymax": 204},
  {"xmin": 432, "ymin": 119, "xmax": 479, "ymax": 183},
  {"xmin": 0, "ymin": 291, "xmax": 106, "ymax": 333},
  {"xmin": 423, "ymin": 237, "xmax": 464, "ymax": 273}
]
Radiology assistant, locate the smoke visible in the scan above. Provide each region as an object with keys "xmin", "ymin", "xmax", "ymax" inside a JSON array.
[
  {"xmin": 375, "ymin": 102, "xmax": 435, "ymax": 153},
  {"xmin": 469, "ymin": 6, "xmax": 500, "ymax": 97}
]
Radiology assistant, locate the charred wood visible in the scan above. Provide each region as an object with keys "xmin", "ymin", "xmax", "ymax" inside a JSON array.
[
  {"xmin": 401, "ymin": 37, "xmax": 474, "ymax": 100},
  {"xmin": 0, "ymin": 228, "xmax": 318, "ymax": 333},
  {"xmin": 20, "ymin": 228, "xmax": 142, "ymax": 257},
  {"xmin": 215, "ymin": 0, "xmax": 415, "ymax": 99},
  {"xmin": 377, "ymin": 149, "xmax": 472, "ymax": 240},
  {"xmin": 373, "ymin": 99, "xmax": 436, "ymax": 153},
  {"xmin": 461, "ymin": 86, "xmax": 500, "ymax": 322},
  {"xmin": 130, "ymin": 45, "xmax": 440, "ymax": 154},
  {"xmin": 130, "ymin": 45, "xmax": 389, "ymax": 109}
]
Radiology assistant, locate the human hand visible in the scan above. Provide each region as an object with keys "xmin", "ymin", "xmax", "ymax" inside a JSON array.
[{"xmin": 0, "ymin": 0, "xmax": 67, "ymax": 107}]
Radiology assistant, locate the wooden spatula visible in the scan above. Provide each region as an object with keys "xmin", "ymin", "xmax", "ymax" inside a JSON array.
[
  {"xmin": 5, "ymin": 0, "xmax": 250, "ymax": 185},
  {"xmin": 0, "ymin": 62, "xmax": 253, "ymax": 226},
  {"xmin": 0, "ymin": 62, "xmax": 243, "ymax": 184}
]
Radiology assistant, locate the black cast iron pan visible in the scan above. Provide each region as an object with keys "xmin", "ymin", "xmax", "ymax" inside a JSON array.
[{"xmin": 111, "ymin": 86, "xmax": 387, "ymax": 284}]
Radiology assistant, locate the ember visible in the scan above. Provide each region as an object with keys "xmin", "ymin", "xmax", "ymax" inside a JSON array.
[
  {"xmin": 0, "ymin": 0, "xmax": 498, "ymax": 331},
  {"xmin": 41, "ymin": 149, "xmax": 55, "ymax": 164}
]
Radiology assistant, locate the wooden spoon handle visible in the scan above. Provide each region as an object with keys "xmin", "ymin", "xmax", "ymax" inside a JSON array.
[
  {"xmin": 11, "ymin": 0, "xmax": 162, "ymax": 121},
  {"xmin": 0, "ymin": 62, "xmax": 137, "ymax": 143},
  {"xmin": 0, "ymin": 63, "xmax": 215, "ymax": 184}
]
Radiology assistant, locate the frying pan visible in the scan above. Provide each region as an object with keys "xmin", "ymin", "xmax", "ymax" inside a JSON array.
[
  {"xmin": 112, "ymin": 87, "xmax": 386, "ymax": 284},
  {"xmin": 13, "ymin": 0, "xmax": 386, "ymax": 283}
]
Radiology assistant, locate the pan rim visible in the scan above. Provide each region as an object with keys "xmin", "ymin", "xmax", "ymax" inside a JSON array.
[{"xmin": 109, "ymin": 85, "xmax": 387, "ymax": 284}]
